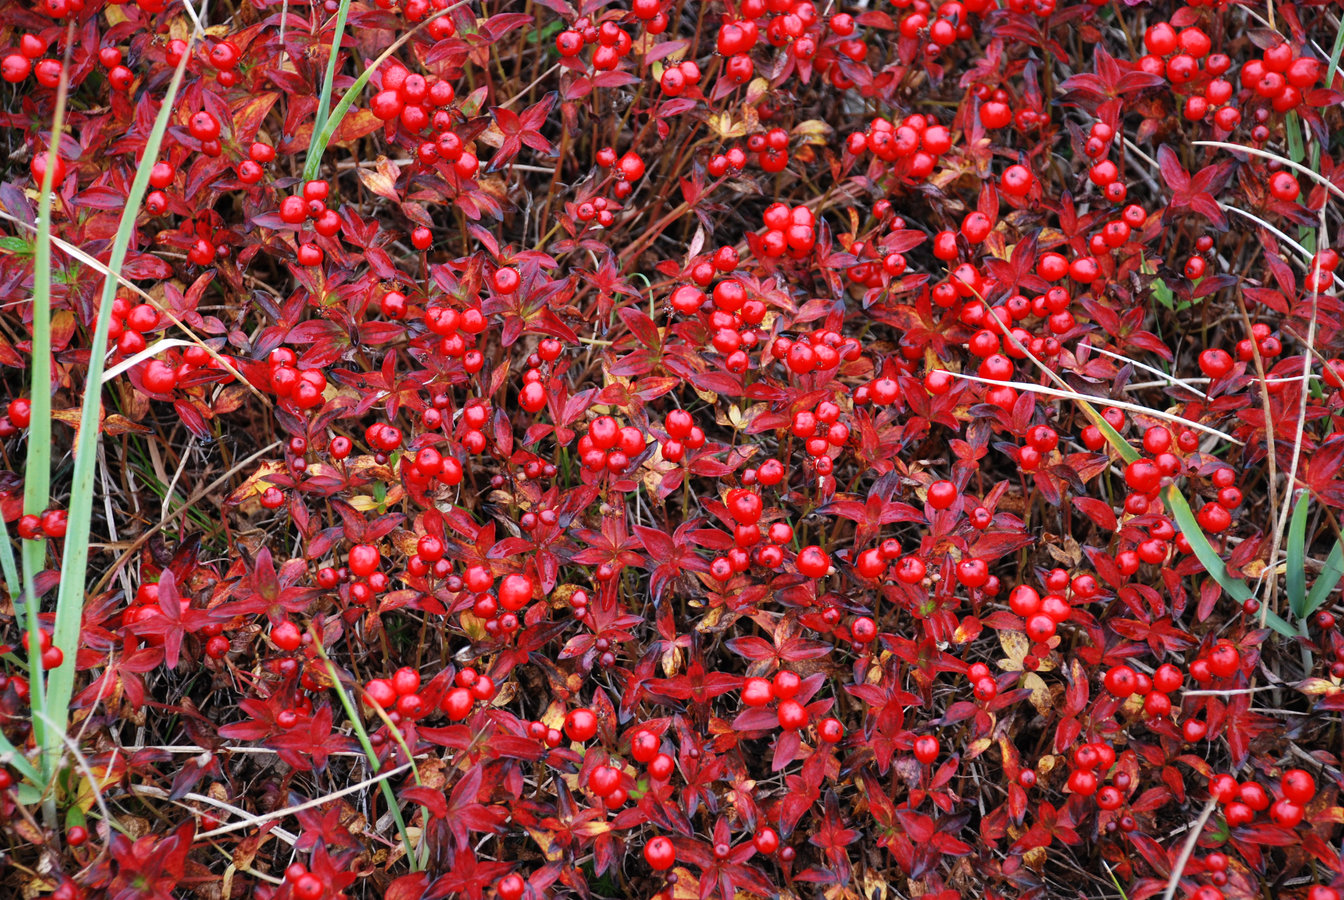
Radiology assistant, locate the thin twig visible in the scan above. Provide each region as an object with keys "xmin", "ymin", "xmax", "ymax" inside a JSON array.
[
  {"xmin": 91, "ymin": 441, "xmax": 282, "ymax": 596},
  {"xmin": 940, "ymin": 372, "xmax": 1244, "ymax": 445},
  {"xmin": 0, "ymin": 209, "xmax": 267, "ymax": 403},
  {"xmin": 1086, "ymin": 344, "xmax": 1209, "ymax": 398},
  {"xmin": 1160, "ymin": 798, "xmax": 1218, "ymax": 900},
  {"xmin": 193, "ymin": 762, "xmax": 414, "ymax": 839},
  {"xmin": 129, "ymin": 784, "xmax": 299, "ymax": 844},
  {"xmin": 1262, "ymin": 205, "xmax": 1329, "ymax": 623}
]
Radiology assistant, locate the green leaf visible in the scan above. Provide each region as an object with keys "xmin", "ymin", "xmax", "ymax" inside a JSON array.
[
  {"xmin": 312, "ymin": 0, "xmax": 354, "ymax": 143},
  {"xmin": 1166, "ymin": 487, "xmax": 1296, "ymax": 637},
  {"xmin": 0, "ymin": 236, "xmax": 31, "ymax": 254},
  {"xmin": 42, "ymin": 50, "xmax": 195, "ymax": 794},
  {"xmin": 0, "ymin": 727, "xmax": 41, "ymax": 786},
  {"xmin": 0, "ymin": 514, "xmax": 19, "ymax": 627},
  {"xmin": 1305, "ymin": 539, "xmax": 1344, "ymax": 620},
  {"xmin": 312, "ymin": 641, "xmax": 420, "ymax": 869},
  {"xmin": 1287, "ymin": 490, "xmax": 1309, "ymax": 618},
  {"xmin": 23, "ymin": 57, "xmax": 74, "ymax": 780},
  {"xmin": 1141, "ymin": 254, "xmax": 1181, "ymax": 311},
  {"xmin": 1329, "ymin": 20, "xmax": 1344, "ymax": 109}
]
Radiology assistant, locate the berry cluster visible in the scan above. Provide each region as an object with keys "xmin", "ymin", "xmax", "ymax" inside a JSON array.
[{"xmin": 846, "ymin": 113, "xmax": 951, "ymax": 183}]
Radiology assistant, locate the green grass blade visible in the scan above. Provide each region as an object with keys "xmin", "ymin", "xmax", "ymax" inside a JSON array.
[
  {"xmin": 24, "ymin": 142, "xmax": 60, "ymax": 595},
  {"xmin": 23, "ymin": 28, "xmax": 74, "ymax": 593},
  {"xmin": 1286, "ymin": 491, "xmax": 1309, "ymax": 618},
  {"xmin": 23, "ymin": 49, "xmax": 74, "ymax": 788},
  {"xmin": 312, "ymin": 642, "xmax": 419, "ymax": 869},
  {"xmin": 311, "ymin": 0, "xmax": 353, "ymax": 143},
  {"xmin": 1166, "ymin": 487, "xmax": 1296, "ymax": 637},
  {"xmin": 0, "ymin": 724, "xmax": 40, "ymax": 785},
  {"xmin": 1285, "ymin": 113, "xmax": 1305, "ymax": 166},
  {"xmin": 1072, "ymin": 391, "xmax": 1295, "ymax": 636},
  {"xmin": 0, "ymin": 512, "xmax": 20, "ymax": 620},
  {"xmin": 1283, "ymin": 114, "xmax": 1314, "ymax": 250},
  {"xmin": 1165, "ymin": 488, "xmax": 1251, "ymax": 601},
  {"xmin": 1328, "ymin": 18, "xmax": 1344, "ymax": 97},
  {"xmin": 41, "ymin": 50, "xmax": 194, "ymax": 789},
  {"xmin": 1304, "ymin": 538, "xmax": 1344, "ymax": 620},
  {"xmin": 1092, "ymin": 415, "xmax": 1140, "ymax": 464}
]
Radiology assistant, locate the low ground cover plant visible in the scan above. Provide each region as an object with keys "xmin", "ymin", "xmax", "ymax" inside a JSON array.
[{"xmin": 2, "ymin": 0, "xmax": 1344, "ymax": 897}]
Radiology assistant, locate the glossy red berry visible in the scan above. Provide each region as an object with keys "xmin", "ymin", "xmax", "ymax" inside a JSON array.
[
  {"xmin": 564, "ymin": 707, "xmax": 598, "ymax": 741},
  {"xmin": 796, "ymin": 545, "xmax": 830, "ymax": 578},
  {"xmin": 644, "ymin": 836, "xmax": 675, "ymax": 870}
]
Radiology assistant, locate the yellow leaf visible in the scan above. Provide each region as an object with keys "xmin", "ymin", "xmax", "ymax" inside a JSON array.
[
  {"xmin": 708, "ymin": 112, "xmax": 746, "ymax": 141},
  {"xmin": 74, "ymin": 764, "xmax": 121, "ymax": 815},
  {"xmin": 355, "ymin": 157, "xmax": 402, "ymax": 202},
  {"xmin": 227, "ymin": 461, "xmax": 287, "ymax": 507},
  {"xmin": 475, "ymin": 123, "xmax": 504, "ymax": 149},
  {"xmin": 390, "ymin": 529, "xmax": 421, "ymax": 558},
  {"xmin": 791, "ymin": 119, "xmax": 834, "ymax": 146},
  {"xmin": 541, "ymin": 700, "xmax": 567, "ymax": 730},
  {"xmin": 1297, "ymin": 677, "xmax": 1342, "ymax": 696},
  {"xmin": 1023, "ymin": 672, "xmax": 1052, "ymax": 716},
  {"xmin": 640, "ymin": 444, "xmax": 680, "ymax": 500},
  {"xmin": 998, "ymin": 630, "xmax": 1030, "ymax": 669},
  {"xmin": 671, "ymin": 867, "xmax": 701, "ymax": 900},
  {"xmin": 744, "ymin": 78, "xmax": 769, "ymax": 107},
  {"xmin": 857, "ymin": 870, "xmax": 889, "ymax": 900},
  {"xmin": 696, "ymin": 605, "xmax": 726, "ymax": 632},
  {"xmin": 572, "ymin": 819, "xmax": 611, "ymax": 838},
  {"xmin": 459, "ymin": 611, "xmax": 487, "ymax": 642},
  {"xmin": 964, "ymin": 737, "xmax": 994, "ymax": 759},
  {"xmin": 527, "ymin": 827, "xmax": 564, "ymax": 862}
]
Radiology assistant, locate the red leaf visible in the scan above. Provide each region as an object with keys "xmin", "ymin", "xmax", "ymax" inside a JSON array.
[{"xmin": 1072, "ymin": 497, "xmax": 1117, "ymax": 531}]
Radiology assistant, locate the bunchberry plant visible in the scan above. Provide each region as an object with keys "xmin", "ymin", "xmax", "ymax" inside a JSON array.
[{"xmin": 1, "ymin": 0, "xmax": 1344, "ymax": 898}]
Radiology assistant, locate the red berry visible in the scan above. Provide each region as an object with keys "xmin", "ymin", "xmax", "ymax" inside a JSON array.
[
  {"xmin": 498, "ymin": 573, "xmax": 534, "ymax": 611},
  {"xmin": 1, "ymin": 54, "xmax": 32, "ymax": 83},
  {"xmin": 777, "ymin": 698, "xmax": 808, "ymax": 730},
  {"xmin": 742, "ymin": 677, "xmax": 773, "ymax": 707},
  {"xmin": 1000, "ymin": 164, "xmax": 1033, "ymax": 197},
  {"xmin": 564, "ymin": 707, "xmax": 598, "ymax": 741},
  {"xmin": 1282, "ymin": 769, "xmax": 1316, "ymax": 804},
  {"xmin": 1103, "ymin": 665, "xmax": 1137, "ymax": 697},
  {"xmin": 349, "ymin": 543, "xmax": 380, "ymax": 577},
  {"xmin": 753, "ymin": 826, "xmax": 779, "ymax": 854},
  {"xmin": 644, "ymin": 836, "xmax": 675, "ymax": 870},
  {"xmin": 1269, "ymin": 171, "xmax": 1300, "ymax": 202},
  {"xmin": 631, "ymin": 729, "xmax": 659, "ymax": 763},
  {"xmin": 271, "ymin": 620, "xmax": 302, "ymax": 652},
  {"xmin": 796, "ymin": 545, "xmax": 831, "ymax": 578}
]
